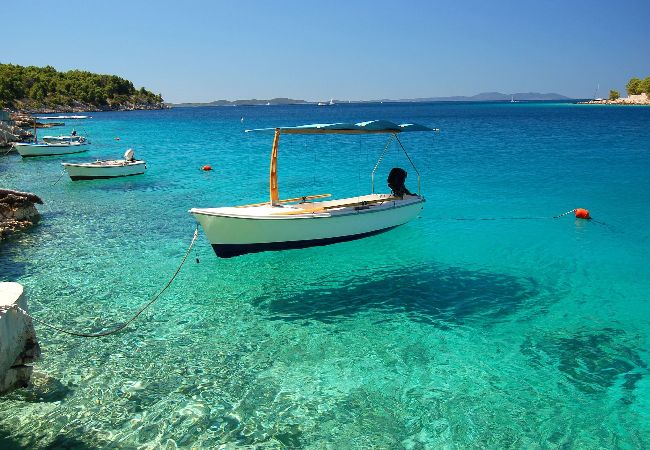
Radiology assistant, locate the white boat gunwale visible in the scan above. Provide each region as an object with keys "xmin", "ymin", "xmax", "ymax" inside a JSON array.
[
  {"xmin": 14, "ymin": 142, "xmax": 90, "ymax": 157},
  {"xmin": 190, "ymin": 195, "xmax": 424, "ymax": 220}
]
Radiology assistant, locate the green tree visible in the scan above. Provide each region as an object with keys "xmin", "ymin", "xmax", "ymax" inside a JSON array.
[
  {"xmin": 640, "ymin": 77, "xmax": 650, "ymax": 96},
  {"xmin": 626, "ymin": 78, "xmax": 642, "ymax": 95},
  {"xmin": 609, "ymin": 90, "xmax": 620, "ymax": 100}
]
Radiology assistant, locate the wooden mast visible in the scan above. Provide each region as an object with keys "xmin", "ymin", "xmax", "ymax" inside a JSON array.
[{"xmin": 269, "ymin": 128, "xmax": 281, "ymax": 205}]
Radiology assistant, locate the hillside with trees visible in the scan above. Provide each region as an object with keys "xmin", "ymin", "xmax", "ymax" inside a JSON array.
[{"xmin": 0, "ymin": 64, "xmax": 164, "ymax": 112}]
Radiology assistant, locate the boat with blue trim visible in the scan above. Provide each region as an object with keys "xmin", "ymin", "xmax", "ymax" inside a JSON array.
[{"xmin": 190, "ymin": 120, "xmax": 436, "ymax": 258}]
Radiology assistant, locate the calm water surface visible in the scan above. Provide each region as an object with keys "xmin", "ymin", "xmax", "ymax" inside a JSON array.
[{"xmin": 1, "ymin": 102, "xmax": 649, "ymax": 448}]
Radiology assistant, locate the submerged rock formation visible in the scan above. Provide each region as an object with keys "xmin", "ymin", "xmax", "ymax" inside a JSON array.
[{"xmin": 0, "ymin": 189, "xmax": 42, "ymax": 240}]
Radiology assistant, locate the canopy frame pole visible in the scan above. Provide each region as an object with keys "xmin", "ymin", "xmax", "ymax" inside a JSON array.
[
  {"xmin": 269, "ymin": 128, "xmax": 281, "ymax": 205},
  {"xmin": 370, "ymin": 134, "xmax": 396, "ymax": 194},
  {"xmin": 395, "ymin": 134, "xmax": 421, "ymax": 195}
]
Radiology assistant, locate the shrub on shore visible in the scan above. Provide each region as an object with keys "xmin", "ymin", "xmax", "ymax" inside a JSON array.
[{"xmin": 626, "ymin": 76, "xmax": 650, "ymax": 96}]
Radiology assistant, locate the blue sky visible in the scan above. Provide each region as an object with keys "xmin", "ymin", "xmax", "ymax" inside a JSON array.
[{"xmin": 3, "ymin": 0, "xmax": 649, "ymax": 102}]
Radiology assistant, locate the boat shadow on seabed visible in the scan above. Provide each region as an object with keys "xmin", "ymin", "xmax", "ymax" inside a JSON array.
[{"xmin": 251, "ymin": 263, "xmax": 541, "ymax": 327}]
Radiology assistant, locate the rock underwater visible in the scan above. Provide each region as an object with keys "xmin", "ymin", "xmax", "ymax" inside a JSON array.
[{"xmin": 0, "ymin": 189, "xmax": 43, "ymax": 241}]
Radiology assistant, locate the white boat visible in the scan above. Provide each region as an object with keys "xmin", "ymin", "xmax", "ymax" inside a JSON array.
[
  {"xmin": 35, "ymin": 115, "xmax": 90, "ymax": 120},
  {"xmin": 62, "ymin": 149, "xmax": 146, "ymax": 181},
  {"xmin": 14, "ymin": 141, "xmax": 88, "ymax": 157},
  {"xmin": 13, "ymin": 124, "xmax": 89, "ymax": 157},
  {"xmin": 190, "ymin": 120, "xmax": 436, "ymax": 258},
  {"xmin": 42, "ymin": 134, "xmax": 87, "ymax": 144}
]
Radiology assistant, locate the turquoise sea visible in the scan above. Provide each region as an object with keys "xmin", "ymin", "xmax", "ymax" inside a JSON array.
[{"xmin": 1, "ymin": 102, "xmax": 649, "ymax": 448}]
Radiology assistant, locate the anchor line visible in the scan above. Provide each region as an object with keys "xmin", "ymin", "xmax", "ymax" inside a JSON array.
[
  {"xmin": 6, "ymin": 227, "xmax": 200, "ymax": 338},
  {"xmin": 2, "ymin": 145, "xmax": 16, "ymax": 156},
  {"xmin": 51, "ymin": 168, "xmax": 67, "ymax": 186}
]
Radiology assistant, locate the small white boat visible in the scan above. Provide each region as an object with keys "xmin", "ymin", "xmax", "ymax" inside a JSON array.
[
  {"xmin": 14, "ymin": 141, "xmax": 88, "ymax": 157},
  {"xmin": 191, "ymin": 120, "xmax": 436, "ymax": 258},
  {"xmin": 42, "ymin": 134, "xmax": 87, "ymax": 144},
  {"xmin": 35, "ymin": 115, "xmax": 90, "ymax": 120},
  {"xmin": 62, "ymin": 149, "xmax": 146, "ymax": 181}
]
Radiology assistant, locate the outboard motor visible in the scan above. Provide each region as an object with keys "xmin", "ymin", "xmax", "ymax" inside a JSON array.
[
  {"xmin": 387, "ymin": 167, "xmax": 413, "ymax": 198},
  {"xmin": 124, "ymin": 148, "xmax": 135, "ymax": 162}
]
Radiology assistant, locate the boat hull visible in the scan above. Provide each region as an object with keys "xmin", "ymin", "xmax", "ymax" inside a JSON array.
[
  {"xmin": 15, "ymin": 143, "xmax": 88, "ymax": 157},
  {"xmin": 191, "ymin": 195, "xmax": 424, "ymax": 257},
  {"xmin": 62, "ymin": 161, "xmax": 146, "ymax": 180},
  {"xmin": 209, "ymin": 224, "xmax": 400, "ymax": 257}
]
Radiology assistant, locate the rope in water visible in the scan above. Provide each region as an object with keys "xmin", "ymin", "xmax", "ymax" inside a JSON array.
[
  {"xmin": 3, "ymin": 227, "xmax": 200, "ymax": 338},
  {"xmin": 51, "ymin": 169, "xmax": 67, "ymax": 186},
  {"xmin": 426, "ymin": 209, "xmax": 585, "ymax": 221},
  {"xmin": 2, "ymin": 145, "xmax": 16, "ymax": 156},
  {"xmin": 423, "ymin": 208, "xmax": 610, "ymax": 226}
]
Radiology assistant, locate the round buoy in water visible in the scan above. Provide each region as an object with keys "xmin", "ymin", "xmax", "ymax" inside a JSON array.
[
  {"xmin": 201, "ymin": 165, "xmax": 212, "ymax": 171},
  {"xmin": 114, "ymin": 137, "xmax": 120, "ymax": 141},
  {"xmin": 575, "ymin": 208, "xmax": 591, "ymax": 219}
]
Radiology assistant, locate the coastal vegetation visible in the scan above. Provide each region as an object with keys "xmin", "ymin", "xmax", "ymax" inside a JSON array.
[
  {"xmin": 0, "ymin": 63, "xmax": 163, "ymax": 112},
  {"xmin": 625, "ymin": 76, "xmax": 650, "ymax": 96},
  {"xmin": 609, "ymin": 90, "xmax": 620, "ymax": 100}
]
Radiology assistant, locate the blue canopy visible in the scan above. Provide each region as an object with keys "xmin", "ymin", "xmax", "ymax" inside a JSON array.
[{"xmin": 245, "ymin": 120, "xmax": 437, "ymax": 134}]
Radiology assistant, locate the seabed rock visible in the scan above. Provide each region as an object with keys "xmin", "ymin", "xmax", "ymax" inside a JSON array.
[{"xmin": 0, "ymin": 189, "xmax": 43, "ymax": 241}]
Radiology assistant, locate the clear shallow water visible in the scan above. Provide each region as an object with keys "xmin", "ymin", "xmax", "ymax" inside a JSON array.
[{"xmin": 1, "ymin": 102, "xmax": 649, "ymax": 448}]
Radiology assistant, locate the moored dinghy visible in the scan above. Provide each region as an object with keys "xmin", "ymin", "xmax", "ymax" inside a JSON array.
[
  {"xmin": 62, "ymin": 149, "xmax": 147, "ymax": 180},
  {"xmin": 190, "ymin": 120, "xmax": 436, "ymax": 258},
  {"xmin": 13, "ymin": 124, "xmax": 89, "ymax": 157},
  {"xmin": 14, "ymin": 141, "xmax": 88, "ymax": 157},
  {"xmin": 42, "ymin": 133, "xmax": 87, "ymax": 144}
]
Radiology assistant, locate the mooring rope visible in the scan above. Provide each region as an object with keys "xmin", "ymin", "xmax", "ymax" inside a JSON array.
[
  {"xmin": 51, "ymin": 169, "xmax": 67, "ymax": 186},
  {"xmin": 421, "ymin": 208, "xmax": 608, "ymax": 226},
  {"xmin": 425, "ymin": 209, "xmax": 582, "ymax": 221},
  {"xmin": 4, "ymin": 227, "xmax": 200, "ymax": 338}
]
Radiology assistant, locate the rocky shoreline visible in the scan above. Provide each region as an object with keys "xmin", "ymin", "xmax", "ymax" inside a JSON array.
[
  {"xmin": 577, "ymin": 93, "xmax": 649, "ymax": 105},
  {"xmin": 12, "ymin": 101, "xmax": 167, "ymax": 114},
  {"xmin": 0, "ymin": 190, "xmax": 42, "ymax": 241}
]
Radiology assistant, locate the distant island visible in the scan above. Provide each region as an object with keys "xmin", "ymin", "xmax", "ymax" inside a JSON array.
[
  {"xmin": 172, "ymin": 98, "xmax": 309, "ymax": 107},
  {"xmin": 382, "ymin": 92, "xmax": 571, "ymax": 102},
  {"xmin": 170, "ymin": 92, "xmax": 572, "ymax": 107},
  {"xmin": 0, "ymin": 63, "xmax": 165, "ymax": 113}
]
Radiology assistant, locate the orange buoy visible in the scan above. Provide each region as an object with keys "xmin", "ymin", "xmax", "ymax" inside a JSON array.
[
  {"xmin": 201, "ymin": 165, "xmax": 212, "ymax": 171},
  {"xmin": 575, "ymin": 208, "xmax": 591, "ymax": 219}
]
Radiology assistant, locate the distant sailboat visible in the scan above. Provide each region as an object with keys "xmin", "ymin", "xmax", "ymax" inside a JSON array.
[
  {"xmin": 594, "ymin": 83, "xmax": 603, "ymax": 101},
  {"xmin": 510, "ymin": 95, "xmax": 515, "ymax": 103}
]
